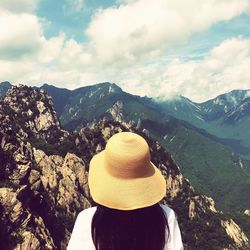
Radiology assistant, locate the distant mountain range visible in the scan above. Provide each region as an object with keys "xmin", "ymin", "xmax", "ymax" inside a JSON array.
[
  {"xmin": 156, "ymin": 90, "xmax": 250, "ymax": 159},
  {"xmin": 1, "ymin": 81, "xmax": 250, "ymax": 213},
  {"xmin": 1, "ymin": 84, "xmax": 249, "ymax": 249}
]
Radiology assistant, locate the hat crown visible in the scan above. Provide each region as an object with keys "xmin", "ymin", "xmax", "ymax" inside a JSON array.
[
  {"xmin": 104, "ymin": 132, "xmax": 151, "ymax": 178},
  {"xmin": 88, "ymin": 131, "xmax": 167, "ymax": 210}
]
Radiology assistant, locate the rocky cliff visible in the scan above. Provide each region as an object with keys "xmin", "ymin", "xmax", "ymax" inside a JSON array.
[{"xmin": 0, "ymin": 85, "xmax": 249, "ymax": 250}]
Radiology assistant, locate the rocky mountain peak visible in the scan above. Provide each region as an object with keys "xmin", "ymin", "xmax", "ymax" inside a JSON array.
[
  {"xmin": 207, "ymin": 89, "xmax": 250, "ymax": 117},
  {"xmin": 212, "ymin": 89, "xmax": 249, "ymax": 105},
  {"xmin": 3, "ymin": 84, "xmax": 61, "ymax": 134},
  {"xmin": 98, "ymin": 82, "xmax": 122, "ymax": 92},
  {"xmin": 89, "ymin": 82, "xmax": 123, "ymax": 98},
  {"xmin": 224, "ymin": 96, "xmax": 250, "ymax": 124}
]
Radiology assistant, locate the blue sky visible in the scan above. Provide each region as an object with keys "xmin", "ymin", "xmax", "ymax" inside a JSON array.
[
  {"xmin": 1, "ymin": 0, "xmax": 250, "ymax": 101},
  {"xmin": 37, "ymin": 0, "xmax": 117, "ymax": 41}
]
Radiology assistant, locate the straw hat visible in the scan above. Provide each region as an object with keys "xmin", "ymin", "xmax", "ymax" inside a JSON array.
[{"xmin": 88, "ymin": 131, "xmax": 166, "ymax": 210}]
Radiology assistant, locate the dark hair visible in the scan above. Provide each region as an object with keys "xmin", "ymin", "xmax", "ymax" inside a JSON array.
[{"xmin": 91, "ymin": 203, "xmax": 169, "ymax": 250}]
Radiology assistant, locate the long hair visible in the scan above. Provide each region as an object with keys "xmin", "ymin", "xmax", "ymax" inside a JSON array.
[{"xmin": 91, "ymin": 203, "xmax": 169, "ymax": 250}]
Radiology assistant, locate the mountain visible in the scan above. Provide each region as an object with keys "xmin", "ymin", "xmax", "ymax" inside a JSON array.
[
  {"xmin": 156, "ymin": 89, "xmax": 250, "ymax": 159},
  {"xmin": 40, "ymin": 82, "xmax": 250, "ymax": 213},
  {"xmin": 40, "ymin": 84, "xmax": 72, "ymax": 116},
  {"xmin": 202, "ymin": 90, "xmax": 250, "ymax": 124},
  {"xmin": 0, "ymin": 84, "xmax": 249, "ymax": 249},
  {"xmin": 41, "ymin": 82, "xmax": 163, "ymax": 130},
  {"xmin": 0, "ymin": 81, "xmax": 12, "ymax": 98}
]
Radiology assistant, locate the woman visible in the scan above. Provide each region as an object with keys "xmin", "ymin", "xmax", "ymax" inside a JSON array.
[{"xmin": 68, "ymin": 132, "xmax": 183, "ymax": 250}]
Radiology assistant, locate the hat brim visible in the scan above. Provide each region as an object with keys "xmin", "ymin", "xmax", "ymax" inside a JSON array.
[{"xmin": 88, "ymin": 150, "xmax": 166, "ymax": 210}]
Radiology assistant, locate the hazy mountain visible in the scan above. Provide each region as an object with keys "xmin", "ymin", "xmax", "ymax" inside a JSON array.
[
  {"xmin": 39, "ymin": 82, "xmax": 250, "ymax": 213},
  {"xmin": 1, "ymin": 85, "xmax": 249, "ymax": 249},
  {"xmin": 156, "ymin": 89, "xmax": 250, "ymax": 159},
  {"xmin": 0, "ymin": 81, "xmax": 12, "ymax": 98}
]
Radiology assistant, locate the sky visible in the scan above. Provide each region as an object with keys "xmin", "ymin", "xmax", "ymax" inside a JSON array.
[{"xmin": 1, "ymin": 0, "xmax": 250, "ymax": 102}]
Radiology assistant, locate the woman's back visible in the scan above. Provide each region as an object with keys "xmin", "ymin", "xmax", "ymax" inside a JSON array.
[
  {"xmin": 91, "ymin": 203, "xmax": 168, "ymax": 250},
  {"xmin": 67, "ymin": 203, "xmax": 183, "ymax": 250}
]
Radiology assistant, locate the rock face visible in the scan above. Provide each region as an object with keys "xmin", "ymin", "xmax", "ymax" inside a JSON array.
[
  {"xmin": 0, "ymin": 85, "xmax": 249, "ymax": 250},
  {"xmin": 3, "ymin": 85, "xmax": 61, "ymax": 135},
  {"xmin": 107, "ymin": 100, "xmax": 124, "ymax": 123},
  {"xmin": 244, "ymin": 210, "xmax": 250, "ymax": 216},
  {"xmin": 221, "ymin": 220, "xmax": 249, "ymax": 249},
  {"xmin": 0, "ymin": 187, "xmax": 55, "ymax": 250}
]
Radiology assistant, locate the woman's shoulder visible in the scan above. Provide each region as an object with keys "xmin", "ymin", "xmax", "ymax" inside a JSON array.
[
  {"xmin": 79, "ymin": 207, "xmax": 97, "ymax": 216},
  {"xmin": 159, "ymin": 203, "xmax": 173, "ymax": 213},
  {"xmin": 159, "ymin": 203, "xmax": 177, "ymax": 222},
  {"xmin": 67, "ymin": 207, "xmax": 97, "ymax": 249},
  {"xmin": 160, "ymin": 204, "xmax": 183, "ymax": 249},
  {"xmin": 76, "ymin": 206, "xmax": 97, "ymax": 221}
]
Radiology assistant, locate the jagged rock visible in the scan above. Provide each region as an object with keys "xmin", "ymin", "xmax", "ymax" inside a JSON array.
[
  {"xmin": 11, "ymin": 164, "xmax": 30, "ymax": 180},
  {"xmin": 142, "ymin": 128, "xmax": 149, "ymax": 136},
  {"xmin": 2, "ymin": 85, "xmax": 65, "ymax": 143},
  {"xmin": 188, "ymin": 195, "xmax": 217, "ymax": 220},
  {"xmin": 28, "ymin": 170, "xmax": 40, "ymax": 185},
  {"xmin": 221, "ymin": 219, "xmax": 249, "ymax": 249},
  {"xmin": 15, "ymin": 231, "xmax": 40, "ymax": 250},
  {"xmin": 34, "ymin": 149, "xmax": 61, "ymax": 191},
  {"xmin": 34, "ymin": 111, "xmax": 57, "ymax": 131},
  {"xmin": 0, "ymin": 188, "xmax": 55, "ymax": 250},
  {"xmin": 244, "ymin": 209, "xmax": 250, "ymax": 216},
  {"xmin": 136, "ymin": 117, "xmax": 141, "ymax": 130},
  {"xmin": 101, "ymin": 126, "xmax": 112, "ymax": 140},
  {"xmin": 33, "ymin": 149, "xmax": 91, "ymax": 215},
  {"xmin": 165, "ymin": 173, "xmax": 183, "ymax": 198},
  {"xmin": 60, "ymin": 152, "xmax": 89, "ymax": 197},
  {"xmin": 95, "ymin": 143, "xmax": 102, "ymax": 152},
  {"xmin": 75, "ymin": 137, "xmax": 80, "ymax": 146},
  {"xmin": 189, "ymin": 199, "xmax": 197, "ymax": 220},
  {"xmin": 106, "ymin": 100, "xmax": 124, "ymax": 123}
]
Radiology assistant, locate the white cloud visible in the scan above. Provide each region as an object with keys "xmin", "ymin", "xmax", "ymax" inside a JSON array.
[
  {"xmin": 140, "ymin": 38, "xmax": 250, "ymax": 102},
  {"xmin": 0, "ymin": 0, "xmax": 39, "ymax": 13},
  {"xmin": 2, "ymin": 36, "xmax": 250, "ymax": 103},
  {"xmin": 0, "ymin": 9, "xmax": 43, "ymax": 59},
  {"xmin": 38, "ymin": 33, "xmax": 66, "ymax": 63},
  {"xmin": 58, "ymin": 39, "xmax": 92, "ymax": 67},
  {"xmin": 86, "ymin": 0, "xmax": 249, "ymax": 64}
]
